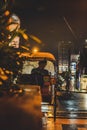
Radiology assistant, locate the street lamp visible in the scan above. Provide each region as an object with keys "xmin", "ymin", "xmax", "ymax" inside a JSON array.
[{"xmin": 32, "ymin": 47, "xmax": 39, "ymax": 53}]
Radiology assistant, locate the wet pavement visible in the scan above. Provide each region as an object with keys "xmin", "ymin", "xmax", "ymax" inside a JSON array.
[
  {"xmin": 0, "ymin": 84, "xmax": 87, "ymax": 130},
  {"xmin": 56, "ymin": 92, "xmax": 87, "ymax": 118},
  {"xmin": 41, "ymin": 91, "xmax": 87, "ymax": 130},
  {"xmin": 42, "ymin": 118, "xmax": 87, "ymax": 130},
  {"xmin": 0, "ymin": 86, "xmax": 42, "ymax": 130}
]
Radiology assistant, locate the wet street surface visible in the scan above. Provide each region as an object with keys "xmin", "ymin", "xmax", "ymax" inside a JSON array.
[
  {"xmin": 42, "ymin": 118, "xmax": 87, "ymax": 130},
  {"xmin": 41, "ymin": 92, "xmax": 87, "ymax": 130},
  {"xmin": 56, "ymin": 92, "xmax": 87, "ymax": 119},
  {"xmin": 0, "ymin": 88, "xmax": 86, "ymax": 130},
  {"xmin": 0, "ymin": 86, "xmax": 42, "ymax": 130}
]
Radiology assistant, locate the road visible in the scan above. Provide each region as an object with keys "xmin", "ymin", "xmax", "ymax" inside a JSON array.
[
  {"xmin": 41, "ymin": 92, "xmax": 87, "ymax": 130},
  {"xmin": 0, "ymin": 86, "xmax": 87, "ymax": 130},
  {"xmin": 0, "ymin": 86, "xmax": 42, "ymax": 130}
]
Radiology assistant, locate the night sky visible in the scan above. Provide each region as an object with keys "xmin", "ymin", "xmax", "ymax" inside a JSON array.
[{"xmin": 13, "ymin": 0, "xmax": 87, "ymax": 58}]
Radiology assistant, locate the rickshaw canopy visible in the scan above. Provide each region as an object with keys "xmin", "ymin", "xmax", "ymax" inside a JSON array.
[
  {"xmin": 20, "ymin": 52, "xmax": 56, "ymax": 75},
  {"xmin": 19, "ymin": 52, "xmax": 56, "ymax": 62},
  {"xmin": 17, "ymin": 52, "xmax": 57, "ymax": 103}
]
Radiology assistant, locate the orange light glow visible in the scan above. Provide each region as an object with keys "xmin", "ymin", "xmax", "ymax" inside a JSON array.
[
  {"xmin": 32, "ymin": 47, "xmax": 39, "ymax": 53},
  {"xmin": 4, "ymin": 10, "xmax": 10, "ymax": 16},
  {"xmin": 23, "ymin": 33, "xmax": 29, "ymax": 40}
]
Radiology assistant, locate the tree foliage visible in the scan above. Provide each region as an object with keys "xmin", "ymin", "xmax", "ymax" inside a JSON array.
[{"xmin": 0, "ymin": 0, "xmax": 30, "ymax": 87}]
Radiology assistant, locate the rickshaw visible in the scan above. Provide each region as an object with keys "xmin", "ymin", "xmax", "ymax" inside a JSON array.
[{"xmin": 17, "ymin": 52, "xmax": 57, "ymax": 104}]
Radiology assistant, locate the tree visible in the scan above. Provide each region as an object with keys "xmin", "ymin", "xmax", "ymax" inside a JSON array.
[{"xmin": 0, "ymin": 0, "xmax": 42, "ymax": 89}]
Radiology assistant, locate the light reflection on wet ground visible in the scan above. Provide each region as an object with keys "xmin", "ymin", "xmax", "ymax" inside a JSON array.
[
  {"xmin": 42, "ymin": 117, "xmax": 87, "ymax": 130},
  {"xmin": 41, "ymin": 92, "xmax": 87, "ymax": 130}
]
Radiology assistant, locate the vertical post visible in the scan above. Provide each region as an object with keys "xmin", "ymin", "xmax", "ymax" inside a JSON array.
[
  {"xmin": 57, "ymin": 43, "xmax": 59, "ymax": 74},
  {"xmin": 68, "ymin": 48, "xmax": 71, "ymax": 71}
]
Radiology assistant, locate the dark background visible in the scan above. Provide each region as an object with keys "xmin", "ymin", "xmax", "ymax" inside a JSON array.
[{"xmin": 12, "ymin": 0, "xmax": 87, "ymax": 58}]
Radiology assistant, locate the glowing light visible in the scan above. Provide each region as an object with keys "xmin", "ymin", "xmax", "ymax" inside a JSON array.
[
  {"xmin": 32, "ymin": 47, "xmax": 39, "ymax": 53},
  {"xmin": 4, "ymin": 10, "xmax": 10, "ymax": 16},
  {"xmin": 85, "ymin": 39, "xmax": 87, "ymax": 43}
]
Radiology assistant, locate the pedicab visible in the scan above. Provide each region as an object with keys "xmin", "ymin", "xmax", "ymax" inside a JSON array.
[{"xmin": 17, "ymin": 52, "xmax": 57, "ymax": 104}]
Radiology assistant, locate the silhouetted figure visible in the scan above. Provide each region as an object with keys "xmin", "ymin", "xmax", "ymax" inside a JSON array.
[
  {"xmin": 76, "ymin": 68, "xmax": 80, "ymax": 90},
  {"xmin": 65, "ymin": 70, "xmax": 71, "ymax": 91},
  {"xmin": 31, "ymin": 60, "xmax": 49, "ymax": 87}
]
